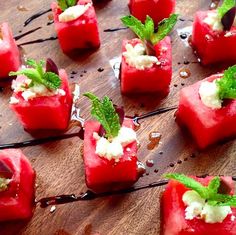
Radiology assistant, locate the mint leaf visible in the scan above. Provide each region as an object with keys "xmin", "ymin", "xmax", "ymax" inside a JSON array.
[
  {"xmin": 165, "ymin": 173, "xmax": 236, "ymax": 207},
  {"xmin": 207, "ymin": 176, "xmax": 220, "ymax": 194},
  {"xmin": 218, "ymin": 0, "xmax": 236, "ymax": 18},
  {"xmin": 144, "ymin": 16, "xmax": 155, "ymax": 39},
  {"xmin": 84, "ymin": 92, "xmax": 121, "ymax": 139},
  {"xmin": 121, "ymin": 14, "xmax": 178, "ymax": 46},
  {"xmin": 9, "ymin": 59, "xmax": 61, "ymax": 90},
  {"xmin": 121, "ymin": 15, "xmax": 146, "ymax": 40},
  {"xmin": 0, "ymin": 177, "xmax": 10, "ymax": 192},
  {"xmin": 165, "ymin": 174, "xmax": 209, "ymax": 199},
  {"xmin": 216, "ymin": 65, "xmax": 236, "ymax": 100},
  {"xmin": 57, "ymin": 0, "xmax": 77, "ymax": 11},
  {"xmin": 150, "ymin": 14, "xmax": 178, "ymax": 45},
  {"xmin": 42, "ymin": 72, "xmax": 61, "ymax": 90}
]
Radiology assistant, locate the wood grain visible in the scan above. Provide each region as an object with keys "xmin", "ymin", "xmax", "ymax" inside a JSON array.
[{"xmin": 0, "ymin": 0, "xmax": 235, "ymax": 234}]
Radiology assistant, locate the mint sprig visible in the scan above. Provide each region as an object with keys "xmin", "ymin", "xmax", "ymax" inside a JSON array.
[
  {"xmin": 121, "ymin": 14, "xmax": 178, "ymax": 45},
  {"xmin": 165, "ymin": 174, "xmax": 236, "ymax": 207},
  {"xmin": 0, "ymin": 177, "xmax": 10, "ymax": 192},
  {"xmin": 218, "ymin": 0, "xmax": 236, "ymax": 18},
  {"xmin": 216, "ymin": 65, "xmax": 236, "ymax": 100},
  {"xmin": 9, "ymin": 59, "xmax": 61, "ymax": 90},
  {"xmin": 58, "ymin": 0, "xmax": 77, "ymax": 11},
  {"xmin": 84, "ymin": 92, "xmax": 121, "ymax": 139}
]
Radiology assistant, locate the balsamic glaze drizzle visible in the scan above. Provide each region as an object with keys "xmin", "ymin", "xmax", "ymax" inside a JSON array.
[
  {"xmin": 18, "ymin": 36, "xmax": 58, "ymax": 46},
  {"xmin": 37, "ymin": 180, "xmax": 169, "ymax": 208},
  {"xmin": 14, "ymin": 27, "xmax": 42, "ymax": 41},
  {"xmin": 37, "ymin": 176, "xmax": 236, "ymax": 208},
  {"xmin": 0, "ymin": 131, "xmax": 83, "ymax": 150},
  {"xmin": 24, "ymin": 8, "xmax": 52, "ymax": 27},
  {"xmin": 0, "ymin": 106, "xmax": 176, "ymax": 150},
  {"xmin": 104, "ymin": 27, "xmax": 128, "ymax": 32}
]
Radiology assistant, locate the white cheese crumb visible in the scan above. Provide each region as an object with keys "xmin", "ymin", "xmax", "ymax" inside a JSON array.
[
  {"xmin": 182, "ymin": 190, "xmax": 232, "ymax": 223},
  {"xmin": 59, "ymin": 3, "xmax": 91, "ymax": 23},
  {"xmin": 21, "ymin": 90, "xmax": 37, "ymax": 101},
  {"xmin": 126, "ymin": 147, "xmax": 131, "ymax": 152},
  {"xmin": 9, "ymin": 96, "xmax": 19, "ymax": 104},
  {"xmin": 56, "ymin": 89, "xmax": 66, "ymax": 96},
  {"xmin": 113, "ymin": 127, "xmax": 137, "ymax": 146},
  {"xmin": 94, "ymin": 127, "xmax": 137, "ymax": 161},
  {"xmin": 123, "ymin": 43, "xmax": 160, "ymax": 70},
  {"xmin": 201, "ymin": 204, "xmax": 232, "ymax": 224},
  {"xmin": 73, "ymin": 84, "xmax": 80, "ymax": 102},
  {"xmin": 199, "ymin": 80, "xmax": 222, "ymax": 109},
  {"xmin": 50, "ymin": 205, "xmax": 56, "ymax": 213},
  {"xmin": 203, "ymin": 12, "xmax": 223, "ymax": 32},
  {"xmin": 231, "ymin": 215, "xmax": 235, "ymax": 221}
]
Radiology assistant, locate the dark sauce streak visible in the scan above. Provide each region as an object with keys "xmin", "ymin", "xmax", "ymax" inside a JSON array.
[
  {"xmin": 47, "ymin": 20, "xmax": 54, "ymax": 26},
  {"xmin": 18, "ymin": 36, "xmax": 58, "ymax": 46},
  {"xmin": 37, "ymin": 180, "xmax": 169, "ymax": 208},
  {"xmin": 24, "ymin": 8, "xmax": 52, "ymax": 27},
  {"xmin": 104, "ymin": 27, "xmax": 128, "ymax": 32},
  {"xmin": 0, "ymin": 131, "xmax": 83, "ymax": 150},
  {"xmin": 14, "ymin": 27, "xmax": 42, "ymax": 41}
]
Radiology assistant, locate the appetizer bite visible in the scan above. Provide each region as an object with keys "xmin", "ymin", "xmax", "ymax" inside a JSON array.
[
  {"xmin": 128, "ymin": 0, "xmax": 176, "ymax": 26},
  {"xmin": 0, "ymin": 23, "xmax": 20, "ymax": 79},
  {"xmin": 51, "ymin": 0, "xmax": 100, "ymax": 53},
  {"xmin": 176, "ymin": 65, "xmax": 236, "ymax": 149},
  {"xmin": 162, "ymin": 174, "xmax": 236, "ymax": 235},
  {"xmin": 0, "ymin": 149, "xmax": 35, "ymax": 221},
  {"xmin": 192, "ymin": 0, "xmax": 236, "ymax": 65},
  {"xmin": 9, "ymin": 58, "xmax": 72, "ymax": 131},
  {"xmin": 120, "ymin": 14, "xmax": 177, "ymax": 95},
  {"xmin": 83, "ymin": 93, "xmax": 139, "ymax": 191}
]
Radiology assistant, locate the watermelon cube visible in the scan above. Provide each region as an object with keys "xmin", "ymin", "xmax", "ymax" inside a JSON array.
[
  {"xmin": 128, "ymin": 0, "xmax": 176, "ymax": 25},
  {"xmin": 0, "ymin": 149, "xmax": 35, "ymax": 221},
  {"xmin": 0, "ymin": 23, "xmax": 20, "ymax": 79},
  {"xmin": 161, "ymin": 176, "xmax": 236, "ymax": 235},
  {"xmin": 120, "ymin": 37, "xmax": 172, "ymax": 95},
  {"xmin": 176, "ymin": 74, "xmax": 236, "ymax": 149},
  {"xmin": 51, "ymin": 0, "xmax": 100, "ymax": 53},
  {"xmin": 192, "ymin": 10, "xmax": 236, "ymax": 65},
  {"xmin": 10, "ymin": 69, "xmax": 72, "ymax": 131},
  {"xmin": 83, "ymin": 119, "xmax": 138, "ymax": 191}
]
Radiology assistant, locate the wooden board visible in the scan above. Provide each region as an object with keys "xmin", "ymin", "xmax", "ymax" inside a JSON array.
[{"xmin": 0, "ymin": 0, "xmax": 235, "ymax": 234}]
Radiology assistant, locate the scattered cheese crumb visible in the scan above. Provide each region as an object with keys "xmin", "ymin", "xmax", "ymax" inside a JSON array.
[
  {"xmin": 50, "ymin": 205, "xmax": 56, "ymax": 213},
  {"xmin": 59, "ymin": 3, "xmax": 91, "ymax": 23},
  {"xmin": 9, "ymin": 97, "xmax": 19, "ymax": 104}
]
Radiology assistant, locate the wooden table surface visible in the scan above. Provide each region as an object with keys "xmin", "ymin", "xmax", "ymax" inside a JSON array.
[{"xmin": 0, "ymin": 0, "xmax": 235, "ymax": 234}]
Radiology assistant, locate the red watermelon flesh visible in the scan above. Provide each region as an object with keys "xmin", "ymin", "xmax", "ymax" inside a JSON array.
[
  {"xmin": 0, "ymin": 149, "xmax": 35, "ymax": 221},
  {"xmin": 84, "ymin": 119, "xmax": 138, "ymax": 191},
  {"xmin": 51, "ymin": 0, "xmax": 100, "ymax": 53},
  {"xmin": 128, "ymin": 0, "xmax": 176, "ymax": 25},
  {"xmin": 120, "ymin": 37, "xmax": 172, "ymax": 95},
  {"xmin": 10, "ymin": 69, "xmax": 72, "ymax": 131},
  {"xmin": 192, "ymin": 10, "xmax": 236, "ymax": 65},
  {"xmin": 0, "ymin": 23, "xmax": 20, "ymax": 79},
  {"xmin": 161, "ymin": 176, "xmax": 236, "ymax": 235},
  {"xmin": 176, "ymin": 74, "xmax": 236, "ymax": 149}
]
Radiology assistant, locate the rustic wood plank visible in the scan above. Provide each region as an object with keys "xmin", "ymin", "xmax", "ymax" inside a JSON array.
[{"xmin": 0, "ymin": 0, "xmax": 235, "ymax": 234}]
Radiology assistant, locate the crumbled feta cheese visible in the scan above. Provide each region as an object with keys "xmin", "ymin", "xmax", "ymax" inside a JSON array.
[
  {"xmin": 182, "ymin": 190, "xmax": 232, "ymax": 223},
  {"xmin": 201, "ymin": 204, "xmax": 232, "ymax": 224},
  {"xmin": 9, "ymin": 96, "xmax": 20, "ymax": 104},
  {"xmin": 59, "ymin": 3, "xmax": 91, "ymax": 23},
  {"xmin": 123, "ymin": 43, "xmax": 160, "ymax": 70},
  {"xmin": 50, "ymin": 205, "xmax": 56, "ymax": 213},
  {"xmin": 231, "ymin": 215, "xmax": 235, "ymax": 221},
  {"xmin": 203, "ymin": 12, "xmax": 223, "ymax": 32},
  {"xmin": 199, "ymin": 80, "xmax": 222, "ymax": 109},
  {"xmin": 73, "ymin": 84, "xmax": 80, "ymax": 102},
  {"xmin": 56, "ymin": 89, "xmax": 66, "ymax": 96},
  {"xmin": 21, "ymin": 90, "xmax": 37, "ymax": 101},
  {"xmin": 94, "ymin": 126, "xmax": 137, "ymax": 161},
  {"xmin": 113, "ymin": 127, "xmax": 137, "ymax": 146}
]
